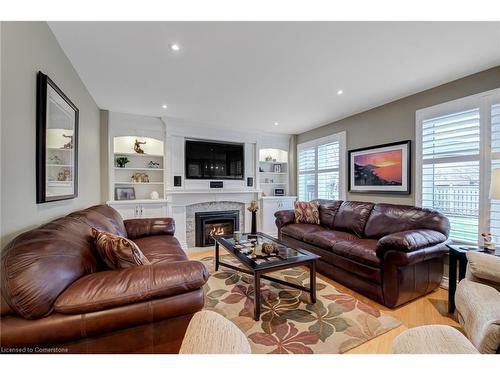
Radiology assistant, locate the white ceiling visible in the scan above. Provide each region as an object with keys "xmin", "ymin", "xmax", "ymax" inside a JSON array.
[{"xmin": 49, "ymin": 22, "xmax": 500, "ymax": 135}]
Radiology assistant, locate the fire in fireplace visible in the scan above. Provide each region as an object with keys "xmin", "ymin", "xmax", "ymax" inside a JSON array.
[{"xmin": 195, "ymin": 210, "xmax": 240, "ymax": 247}]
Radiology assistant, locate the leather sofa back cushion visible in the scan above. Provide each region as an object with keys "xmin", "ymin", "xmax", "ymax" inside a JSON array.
[
  {"xmin": 1, "ymin": 216, "xmax": 98, "ymax": 319},
  {"xmin": 312, "ymin": 199, "xmax": 343, "ymax": 228},
  {"xmin": 0, "ymin": 205, "xmax": 125, "ymax": 319},
  {"xmin": 294, "ymin": 201, "xmax": 320, "ymax": 225},
  {"xmin": 92, "ymin": 229, "xmax": 150, "ymax": 269},
  {"xmin": 333, "ymin": 201, "xmax": 375, "ymax": 237},
  {"xmin": 364, "ymin": 203, "xmax": 450, "ymax": 238}
]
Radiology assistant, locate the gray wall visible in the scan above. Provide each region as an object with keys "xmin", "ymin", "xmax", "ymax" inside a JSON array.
[
  {"xmin": 297, "ymin": 65, "xmax": 500, "ymax": 205},
  {"xmin": 1, "ymin": 22, "xmax": 102, "ymax": 246}
]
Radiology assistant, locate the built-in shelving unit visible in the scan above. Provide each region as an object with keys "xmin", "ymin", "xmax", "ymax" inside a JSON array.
[
  {"xmin": 258, "ymin": 148, "xmax": 289, "ymax": 196},
  {"xmin": 111, "ymin": 136, "xmax": 165, "ymax": 201}
]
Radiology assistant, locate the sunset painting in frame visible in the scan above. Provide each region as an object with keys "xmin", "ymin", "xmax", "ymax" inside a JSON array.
[{"xmin": 348, "ymin": 140, "xmax": 410, "ymax": 194}]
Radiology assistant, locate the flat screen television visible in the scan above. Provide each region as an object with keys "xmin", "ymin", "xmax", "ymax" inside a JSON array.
[{"xmin": 185, "ymin": 140, "xmax": 244, "ymax": 180}]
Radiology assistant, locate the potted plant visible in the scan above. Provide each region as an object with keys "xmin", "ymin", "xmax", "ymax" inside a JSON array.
[{"xmin": 116, "ymin": 156, "xmax": 130, "ymax": 168}]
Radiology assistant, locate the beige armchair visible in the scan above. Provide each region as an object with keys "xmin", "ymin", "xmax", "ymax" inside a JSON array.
[
  {"xmin": 179, "ymin": 310, "xmax": 251, "ymax": 354},
  {"xmin": 393, "ymin": 251, "xmax": 500, "ymax": 354},
  {"xmin": 455, "ymin": 251, "xmax": 500, "ymax": 353}
]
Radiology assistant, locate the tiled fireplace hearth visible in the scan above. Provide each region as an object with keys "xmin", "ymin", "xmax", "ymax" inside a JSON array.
[{"xmin": 195, "ymin": 210, "xmax": 240, "ymax": 247}]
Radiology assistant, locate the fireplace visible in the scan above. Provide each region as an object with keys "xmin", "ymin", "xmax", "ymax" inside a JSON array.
[{"xmin": 195, "ymin": 210, "xmax": 239, "ymax": 247}]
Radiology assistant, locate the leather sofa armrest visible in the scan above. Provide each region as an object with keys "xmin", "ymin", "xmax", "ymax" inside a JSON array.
[
  {"xmin": 376, "ymin": 229, "xmax": 448, "ymax": 257},
  {"xmin": 124, "ymin": 218, "xmax": 175, "ymax": 239},
  {"xmin": 54, "ymin": 260, "xmax": 209, "ymax": 314},
  {"xmin": 274, "ymin": 210, "xmax": 295, "ymax": 228}
]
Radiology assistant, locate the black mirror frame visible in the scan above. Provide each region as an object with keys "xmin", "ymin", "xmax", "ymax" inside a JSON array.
[{"xmin": 36, "ymin": 71, "xmax": 79, "ymax": 203}]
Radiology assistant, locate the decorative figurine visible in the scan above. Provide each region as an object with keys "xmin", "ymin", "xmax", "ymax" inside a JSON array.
[
  {"xmin": 62, "ymin": 134, "xmax": 73, "ymax": 149},
  {"xmin": 140, "ymin": 173, "xmax": 150, "ymax": 183},
  {"xmin": 148, "ymin": 160, "xmax": 160, "ymax": 168},
  {"xmin": 261, "ymin": 242, "xmax": 278, "ymax": 256},
  {"xmin": 49, "ymin": 155, "xmax": 62, "ymax": 165},
  {"xmin": 115, "ymin": 156, "xmax": 130, "ymax": 168},
  {"xmin": 134, "ymin": 139, "xmax": 146, "ymax": 154},
  {"xmin": 481, "ymin": 232, "xmax": 496, "ymax": 250},
  {"xmin": 247, "ymin": 200, "xmax": 259, "ymax": 234},
  {"xmin": 150, "ymin": 191, "xmax": 160, "ymax": 200}
]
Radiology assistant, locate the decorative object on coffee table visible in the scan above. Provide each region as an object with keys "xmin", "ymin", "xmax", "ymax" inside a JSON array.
[
  {"xmin": 213, "ymin": 232, "xmax": 319, "ymax": 320},
  {"xmin": 247, "ymin": 200, "xmax": 259, "ymax": 234},
  {"xmin": 348, "ymin": 140, "xmax": 410, "ymax": 194},
  {"xmin": 115, "ymin": 156, "xmax": 130, "ymax": 168}
]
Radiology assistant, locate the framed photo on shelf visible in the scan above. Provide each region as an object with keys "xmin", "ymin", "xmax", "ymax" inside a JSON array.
[
  {"xmin": 115, "ymin": 187, "xmax": 136, "ymax": 201},
  {"xmin": 348, "ymin": 140, "xmax": 411, "ymax": 194},
  {"xmin": 273, "ymin": 164, "xmax": 281, "ymax": 173}
]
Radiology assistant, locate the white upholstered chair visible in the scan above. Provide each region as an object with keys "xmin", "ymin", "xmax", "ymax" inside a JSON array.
[
  {"xmin": 179, "ymin": 310, "xmax": 251, "ymax": 354},
  {"xmin": 392, "ymin": 251, "xmax": 500, "ymax": 354}
]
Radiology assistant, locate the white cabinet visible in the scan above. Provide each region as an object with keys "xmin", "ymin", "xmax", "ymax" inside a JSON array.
[
  {"xmin": 260, "ymin": 196, "xmax": 296, "ymax": 236},
  {"xmin": 108, "ymin": 201, "xmax": 167, "ymax": 220}
]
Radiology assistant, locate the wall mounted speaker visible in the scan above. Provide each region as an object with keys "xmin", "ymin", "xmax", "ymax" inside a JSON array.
[
  {"xmin": 210, "ymin": 181, "xmax": 223, "ymax": 188},
  {"xmin": 247, "ymin": 177, "xmax": 253, "ymax": 187},
  {"xmin": 174, "ymin": 176, "xmax": 182, "ymax": 187}
]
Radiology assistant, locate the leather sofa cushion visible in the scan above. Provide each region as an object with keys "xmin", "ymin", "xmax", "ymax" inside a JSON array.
[
  {"xmin": 364, "ymin": 203, "xmax": 450, "ymax": 239},
  {"xmin": 331, "ymin": 239, "xmax": 380, "ymax": 267},
  {"xmin": 54, "ymin": 260, "xmax": 208, "ymax": 314},
  {"xmin": 124, "ymin": 218, "xmax": 175, "ymax": 240},
  {"xmin": 1, "ymin": 289, "xmax": 204, "ymax": 349},
  {"xmin": 68, "ymin": 205, "xmax": 128, "ymax": 238},
  {"xmin": 303, "ymin": 230, "xmax": 357, "ymax": 250},
  {"xmin": 333, "ymin": 201, "xmax": 374, "ymax": 237},
  {"xmin": 1, "ymin": 216, "xmax": 98, "ymax": 319},
  {"xmin": 281, "ymin": 223, "xmax": 322, "ymax": 241},
  {"xmin": 134, "ymin": 235, "xmax": 188, "ymax": 263},
  {"xmin": 312, "ymin": 199, "xmax": 343, "ymax": 229}
]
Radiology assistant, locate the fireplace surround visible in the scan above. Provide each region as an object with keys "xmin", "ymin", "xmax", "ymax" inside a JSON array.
[{"xmin": 195, "ymin": 210, "xmax": 240, "ymax": 247}]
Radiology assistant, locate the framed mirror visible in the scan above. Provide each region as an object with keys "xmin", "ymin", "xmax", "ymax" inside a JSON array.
[{"xmin": 36, "ymin": 72, "xmax": 79, "ymax": 203}]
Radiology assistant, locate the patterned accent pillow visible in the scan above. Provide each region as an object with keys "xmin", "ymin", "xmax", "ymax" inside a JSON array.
[
  {"xmin": 91, "ymin": 228, "xmax": 150, "ymax": 269},
  {"xmin": 294, "ymin": 201, "xmax": 320, "ymax": 225}
]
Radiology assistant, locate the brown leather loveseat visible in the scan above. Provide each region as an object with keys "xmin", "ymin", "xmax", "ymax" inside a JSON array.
[
  {"xmin": 275, "ymin": 200, "xmax": 450, "ymax": 308},
  {"xmin": 1, "ymin": 205, "xmax": 209, "ymax": 353}
]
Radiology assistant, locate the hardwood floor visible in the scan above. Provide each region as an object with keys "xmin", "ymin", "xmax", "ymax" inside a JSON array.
[{"xmin": 189, "ymin": 248, "xmax": 459, "ymax": 354}]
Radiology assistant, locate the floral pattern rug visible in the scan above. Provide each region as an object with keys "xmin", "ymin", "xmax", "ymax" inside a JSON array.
[{"xmin": 201, "ymin": 255, "xmax": 401, "ymax": 354}]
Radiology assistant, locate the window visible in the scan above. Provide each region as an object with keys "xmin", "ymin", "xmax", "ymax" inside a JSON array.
[
  {"xmin": 297, "ymin": 132, "xmax": 346, "ymax": 202},
  {"xmin": 416, "ymin": 89, "xmax": 500, "ymax": 244}
]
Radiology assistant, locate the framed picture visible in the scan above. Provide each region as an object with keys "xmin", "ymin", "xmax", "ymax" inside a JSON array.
[
  {"xmin": 115, "ymin": 187, "xmax": 136, "ymax": 201},
  {"xmin": 348, "ymin": 140, "xmax": 411, "ymax": 194},
  {"xmin": 273, "ymin": 164, "xmax": 281, "ymax": 173},
  {"xmin": 36, "ymin": 71, "xmax": 79, "ymax": 203}
]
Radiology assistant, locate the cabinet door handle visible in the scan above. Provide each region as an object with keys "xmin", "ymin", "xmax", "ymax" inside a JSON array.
[
  {"xmin": 135, "ymin": 206, "xmax": 139, "ymax": 217},
  {"xmin": 140, "ymin": 206, "xmax": 144, "ymax": 217}
]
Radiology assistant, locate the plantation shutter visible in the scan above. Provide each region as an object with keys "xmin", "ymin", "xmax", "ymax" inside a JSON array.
[{"xmin": 421, "ymin": 108, "xmax": 481, "ymax": 243}]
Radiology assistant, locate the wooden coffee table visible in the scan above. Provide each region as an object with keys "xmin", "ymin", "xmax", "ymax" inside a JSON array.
[{"xmin": 213, "ymin": 232, "xmax": 320, "ymax": 321}]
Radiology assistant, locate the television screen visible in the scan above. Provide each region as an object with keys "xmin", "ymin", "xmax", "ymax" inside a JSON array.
[{"xmin": 185, "ymin": 140, "xmax": 244, "ymax": 180}]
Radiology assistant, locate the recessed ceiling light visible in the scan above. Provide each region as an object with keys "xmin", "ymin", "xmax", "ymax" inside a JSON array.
[
  {"xmin": 161, "ymin": 104, "xmax": 167, "ymax": 109},
  {"xmin": 337, "ymin": 89, "xmax": 344, "ymax": 95},
  {"xmin": 274, "ymin": 122, "xmax": 279, "ymax": 126},
  {"xmin": 170, "ymin": 43, "xmax": 180, "ymax": 52}
]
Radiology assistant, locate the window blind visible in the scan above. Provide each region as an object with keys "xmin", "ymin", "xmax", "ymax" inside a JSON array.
[
  {"xmin": 297, "ymin": 133, "xmax": 344, "ymax": 202},
  {"xmin": 421, "ymin": 108, "xmax": 481, "ymax": 243}
]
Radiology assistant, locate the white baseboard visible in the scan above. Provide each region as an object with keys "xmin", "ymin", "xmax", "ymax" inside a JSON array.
[{"xmin": 440, "ymin": 276, "xmax": 449, "ymax": 290}]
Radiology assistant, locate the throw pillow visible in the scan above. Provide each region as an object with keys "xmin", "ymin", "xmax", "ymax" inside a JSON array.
[
  {"xmin": 294, "ymin": 201, "xmax": 320, "ymax": 225},
  {"xmin": 91, "ymin": 228, "xmax": 150, "ymax": 269}
]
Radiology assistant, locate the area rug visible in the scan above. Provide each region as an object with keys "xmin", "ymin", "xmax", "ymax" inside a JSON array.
[{"xmin": 201, "ymin": 255, "xmax": 401, "ymax": 354}]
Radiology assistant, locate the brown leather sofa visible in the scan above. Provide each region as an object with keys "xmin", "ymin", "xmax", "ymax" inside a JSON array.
[
  {"xmin": 275, "ymin": 200, "xmax": 450, "ymax": 308},
  {"xmin": 1, "ymin": 205, "xmax": 209, "ymax": 353}
]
